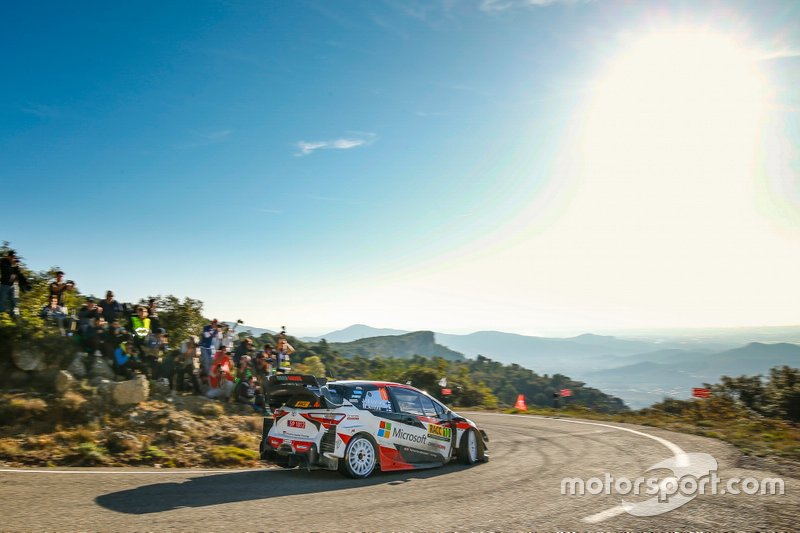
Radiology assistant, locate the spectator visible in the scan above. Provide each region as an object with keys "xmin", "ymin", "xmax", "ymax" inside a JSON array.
[
  {"xmin": 40, "ymin": 295, "xmax": 70, "ymax": 334},
  {"xmin": 48, "ymin": 271, "xmax": 75, "ymax": 306},
  {"xmin": 174, "ymin": 336, "xmax": 201, "ymax": 393},
  {"xmin": 235, "ymin": 375, "xmax": 261, "ymax": 411},
  {"xmin": 77, "ymin": 297, "xmax": 103, "ymax": 338},
  {"xmin": 0, "ymin": 250, "xmax": 29, "ymax": 316},
  {"xmin": 275, "ymin": 334, "xmax": 295, "ymax": 374},
  {"xmin": 236, "ymin": 354, "xmax": 254, "ymax": 382},
  {"xmin": 221, "ymin": 324, "xmax": 237, "ymax": 352},
  {"xmin": 102, "ymin": 318, "xmax": 125, "ymax": 362},
  {"xmin": 114, "ymin": 339, "xmax": 146, "ymax": 379},
  {"xmin": 200, "ymin": 319, "xmax": 220, "ymax": 374},
  {"xmin": 146, "ymin": 298, "xmax": 160, "ymax": 331},
  {"xmin": 233, "ymin": 337, "xmax": 254, "ymax": 367},
  {"xmin": 100, "ymin": 290, "xmax": 122, "ymax": 323},
  {"xmin": 142, "ymin": 327, "xmax": 169, "ymax": 378},
  {"xmin": 206, "ymin": 348, "xmax": 235, "ymax": 400},
  {"xmin": 130, "ymin": 306, "xmax": 152, "ymax": 357}
]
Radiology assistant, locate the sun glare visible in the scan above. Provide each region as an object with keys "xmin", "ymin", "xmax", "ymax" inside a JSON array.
[{"xmin": 570, "ymin": 28, "xmax": 772, "ymax": 247}]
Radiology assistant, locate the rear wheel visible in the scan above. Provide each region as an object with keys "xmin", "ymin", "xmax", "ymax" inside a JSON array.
[
  {"xmin": 457, "ymin": 428, "xmax": 484, "ymax": 465},
  {"xmin": 339, "ymin": 434, "xmax": 378, "ymax": 478}
]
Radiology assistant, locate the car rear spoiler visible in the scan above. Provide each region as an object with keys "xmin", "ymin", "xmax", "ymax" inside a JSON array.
[{"xmin": 265, "ymin": 374, "xmax": 336, "ymax": 410}]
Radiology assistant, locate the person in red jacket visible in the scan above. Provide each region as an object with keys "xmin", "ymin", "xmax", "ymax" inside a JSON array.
[{"xmin": 206, "ymin": 348, "xmax": 235, "ymax": 399}]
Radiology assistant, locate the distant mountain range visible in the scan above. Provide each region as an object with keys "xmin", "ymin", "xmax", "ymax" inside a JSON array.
[
  {"xmin": 301, "ymin": 324, "xmax": 409, "ymax": 343},
  {"xmin": 233, "ymin": 322, "xmax": 800, "ymax": 409},
  {"xmin": 329, "ymin": 331, "xmax": 465, "ymax": 361}
]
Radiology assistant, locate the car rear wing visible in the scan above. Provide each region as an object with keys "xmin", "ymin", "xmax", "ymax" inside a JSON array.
[{"xmin": 265, "ymin": 374, "xmax": 338, "ymax": 410}]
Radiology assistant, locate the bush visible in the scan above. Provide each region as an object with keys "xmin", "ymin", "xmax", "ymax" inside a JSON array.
[{"xmin": 208, "ymin": 445, "xmax": 258, "ymax": 466}]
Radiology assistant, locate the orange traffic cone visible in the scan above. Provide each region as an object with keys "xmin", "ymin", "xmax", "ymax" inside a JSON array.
[{"xmin": 514, "ymin": 394, "xmax": 527, "ymax": 410}]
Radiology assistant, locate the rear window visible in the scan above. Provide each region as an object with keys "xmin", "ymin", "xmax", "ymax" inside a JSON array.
[{"xmin": 327, "ymin": 384, "xmax": 393, "ymax": 412}]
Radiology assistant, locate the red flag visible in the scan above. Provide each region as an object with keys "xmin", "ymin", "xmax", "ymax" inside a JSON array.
[
  {"xmin": 441, "ymin": 388, "xmax": 452, "ymax": 395},
  {"xmin": 692, "ymin": 388, "xmax": 711, "ymax": 398},
  {"xmin": 559, "ymin": 388, "xmax": 572, "ymax": 397}
]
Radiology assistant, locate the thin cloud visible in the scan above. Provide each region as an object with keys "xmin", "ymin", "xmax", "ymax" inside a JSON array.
[
  {"xmin": 294, "ymin": 133, "xmax": 376, "ymax": 156},
  {"xmin": 480, "ymin": 0, "xmax": 592, "ymax": 11}
]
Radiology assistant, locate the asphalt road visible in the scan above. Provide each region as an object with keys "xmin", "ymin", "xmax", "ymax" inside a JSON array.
[{"xmin": 1, "ymin": 412, "xmax": 797, "ymax": 531}]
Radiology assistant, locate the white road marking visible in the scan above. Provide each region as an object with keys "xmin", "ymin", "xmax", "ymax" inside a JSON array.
[{"xmin": 463, "ymin": 412, "xmax": 689, "ymax": 524}]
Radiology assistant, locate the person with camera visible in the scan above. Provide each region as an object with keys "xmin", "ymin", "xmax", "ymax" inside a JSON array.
[
  {"xmin": 49, "ymin": 271, "xmax": 75, "ymax": 306},
  {"xmin": 0, "ymin": 250, "xmax": 30, "ymax": 316},
  {"xmin": 206, "ymin": 347, "xmax": 236, "ymax": 400},
  {"xmin": 274, "ymin": 332, "xmax": 295, "ymax": 374},
  {"xmin": 200, "ymin": 319, "xmax": 220, "ymax": 374},
  {"xmin": 233, "ymin": 337, "xmax": 254, "ymax": 367},
  {"xmin": 114, "ymin": 339, "xmax": 147, "ymax": 379}
]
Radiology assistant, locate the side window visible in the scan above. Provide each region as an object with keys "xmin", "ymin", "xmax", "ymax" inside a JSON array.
[
  {"xmin": 418, "ymin": 394, "xmax": 437, "ymax": 417},
  {"xmin": 337, "ymin": 384, "xmax": 393, "ymax": 412},
  {"xmin": 430, "ymin": 398, "xmax": 448, "ymax": 417},
  {"xmin": 391, "ymin": 388, "xmax": 427, "ymax": 417}
]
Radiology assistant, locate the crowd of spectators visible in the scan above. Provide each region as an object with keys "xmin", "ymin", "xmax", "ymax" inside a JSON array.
[{"xmin": 1, "ymin": 248, "xmax": 297, "ymax": 411}]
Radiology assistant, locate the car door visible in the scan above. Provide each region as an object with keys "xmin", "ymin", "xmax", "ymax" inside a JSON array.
[{"xmin": 386, "ymin": 386, "xmax": 450, "ymax": 465}]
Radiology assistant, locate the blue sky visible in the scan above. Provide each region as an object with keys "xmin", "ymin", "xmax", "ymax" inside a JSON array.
[{"xmin": 3, "ymin": 1, "xmax": 799, "ymax": 336}]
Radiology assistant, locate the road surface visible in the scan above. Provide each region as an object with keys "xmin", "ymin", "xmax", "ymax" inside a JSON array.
[{"xmin": 1, "ymin": 412, "xmax": 797, "ymax": 531}]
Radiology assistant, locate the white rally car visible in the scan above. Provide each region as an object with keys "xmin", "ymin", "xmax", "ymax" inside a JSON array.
[{"xmin": 259, "ymin": 374, "xmax": 489, "ymax": 478}]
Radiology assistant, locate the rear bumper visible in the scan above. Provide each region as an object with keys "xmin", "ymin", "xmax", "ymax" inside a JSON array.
[{"xmin": 260, "ymin": 440, "xmax": 339, "ymax": 470}]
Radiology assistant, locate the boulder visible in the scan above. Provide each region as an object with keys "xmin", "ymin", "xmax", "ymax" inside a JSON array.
[
  {"xmin": 12, "ymin": 347, "xmax": 47, "ymax": 372},
  {"xmin": 111, "ymin": 375, "xmax": 149, "ymax": 405},
  {"xmin": 89, "ymin": 356, "xmax": 115, "ymax": 380},
  {"xmin": 149, "ymin": 378, "xmax": 171, "ymax": 398},
  {"xmin": 105, "ymin": 432, "xmax": 142, "ymax": 454},
  {"xmin": 66, "ymin": 353, "xmax": 88, "ymax": 379},
  {"xmin": 55, "ymin": 370, "xmax": 76, "ymax": 394}
]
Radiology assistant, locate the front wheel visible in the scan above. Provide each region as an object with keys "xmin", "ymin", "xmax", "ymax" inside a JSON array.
[
  {"xmin": 457, "ymin": 428, "xmax": 484, "ymax": 465},
  {"xmin": 339, "ymin": 435, "xmax": 378, "ymax": 478}
]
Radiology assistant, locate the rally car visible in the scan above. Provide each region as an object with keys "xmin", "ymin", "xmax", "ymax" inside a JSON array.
[{"xmin": 259, "ymin": 374, "xmax": 489, "ymax": 478}]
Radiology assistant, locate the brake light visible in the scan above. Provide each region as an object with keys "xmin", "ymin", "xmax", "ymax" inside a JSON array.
[
  {"xmin": 273, "ymin": 408, "xmax": 289, "ymax": 422},
  {"xmin": 301, "ymin": 412, "xmax": 346, "ymax": 429},
  {"xmin": 268, "ymin": 437, "xmax": 283, "ymax": 448}
]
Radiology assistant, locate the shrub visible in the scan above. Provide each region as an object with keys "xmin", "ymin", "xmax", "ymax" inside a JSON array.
[{"xmin": 208, "ymin": 445, "xmax": 258, "ymax": 466}]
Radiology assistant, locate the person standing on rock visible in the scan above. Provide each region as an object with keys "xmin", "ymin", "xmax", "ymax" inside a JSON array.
[
  {"xmin": 200, "ymin": 319, "xmax": 220, "ymax": 374},
  {"xmin": 0, "ymin": 250, "xmax": 29, "ymax": 316}
]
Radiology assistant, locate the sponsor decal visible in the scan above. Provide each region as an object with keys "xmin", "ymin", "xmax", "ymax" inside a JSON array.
[
  {"xmin": 377, "ymin": 421, "xmax": 392, "ymax": 439},
  {"xmin": 347, "ymin": 414, "xmax": 360, "ymax": 420},
  {"xmin": 427, "ymin": 424, "xmax": 452, "ymax": 441},
  {"xmin": 294, "ymin": 400, "xmax": 311, "ymax": 408},
  {"xmin": 287, "ymin": 420, "xmax": 306, "ymax": 428},
  {"xmin": 392, "ymin": 427, "xmax": 427, "ymax": 444},
  {"xmin": 363, "ymin": 390, "xmax": 392, "ymax": 411}
]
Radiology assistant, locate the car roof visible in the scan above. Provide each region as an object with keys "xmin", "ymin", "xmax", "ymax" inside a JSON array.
[{"xmin": 328, "ymin": 380, "xmax": 418, "ymax": 391}]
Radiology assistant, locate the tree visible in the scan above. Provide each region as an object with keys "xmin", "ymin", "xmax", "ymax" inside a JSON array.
[
  {"xmin": 294, "ymin": 355, "xmax": 326, "ymax": 378},
  {"xmin": 152, "ymin": 295, "xmax": 205, "ymax": 346}
]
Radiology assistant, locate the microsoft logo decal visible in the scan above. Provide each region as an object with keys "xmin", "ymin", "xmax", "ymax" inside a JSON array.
[{"xmin": 377, "ymin": 421, "xmax": 392, "ymax": 438}]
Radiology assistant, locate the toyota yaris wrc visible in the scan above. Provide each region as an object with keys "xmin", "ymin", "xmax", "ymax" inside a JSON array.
[{"xmin": 259, "ymin": 374, "xmax": 489, "ymax": 478}]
